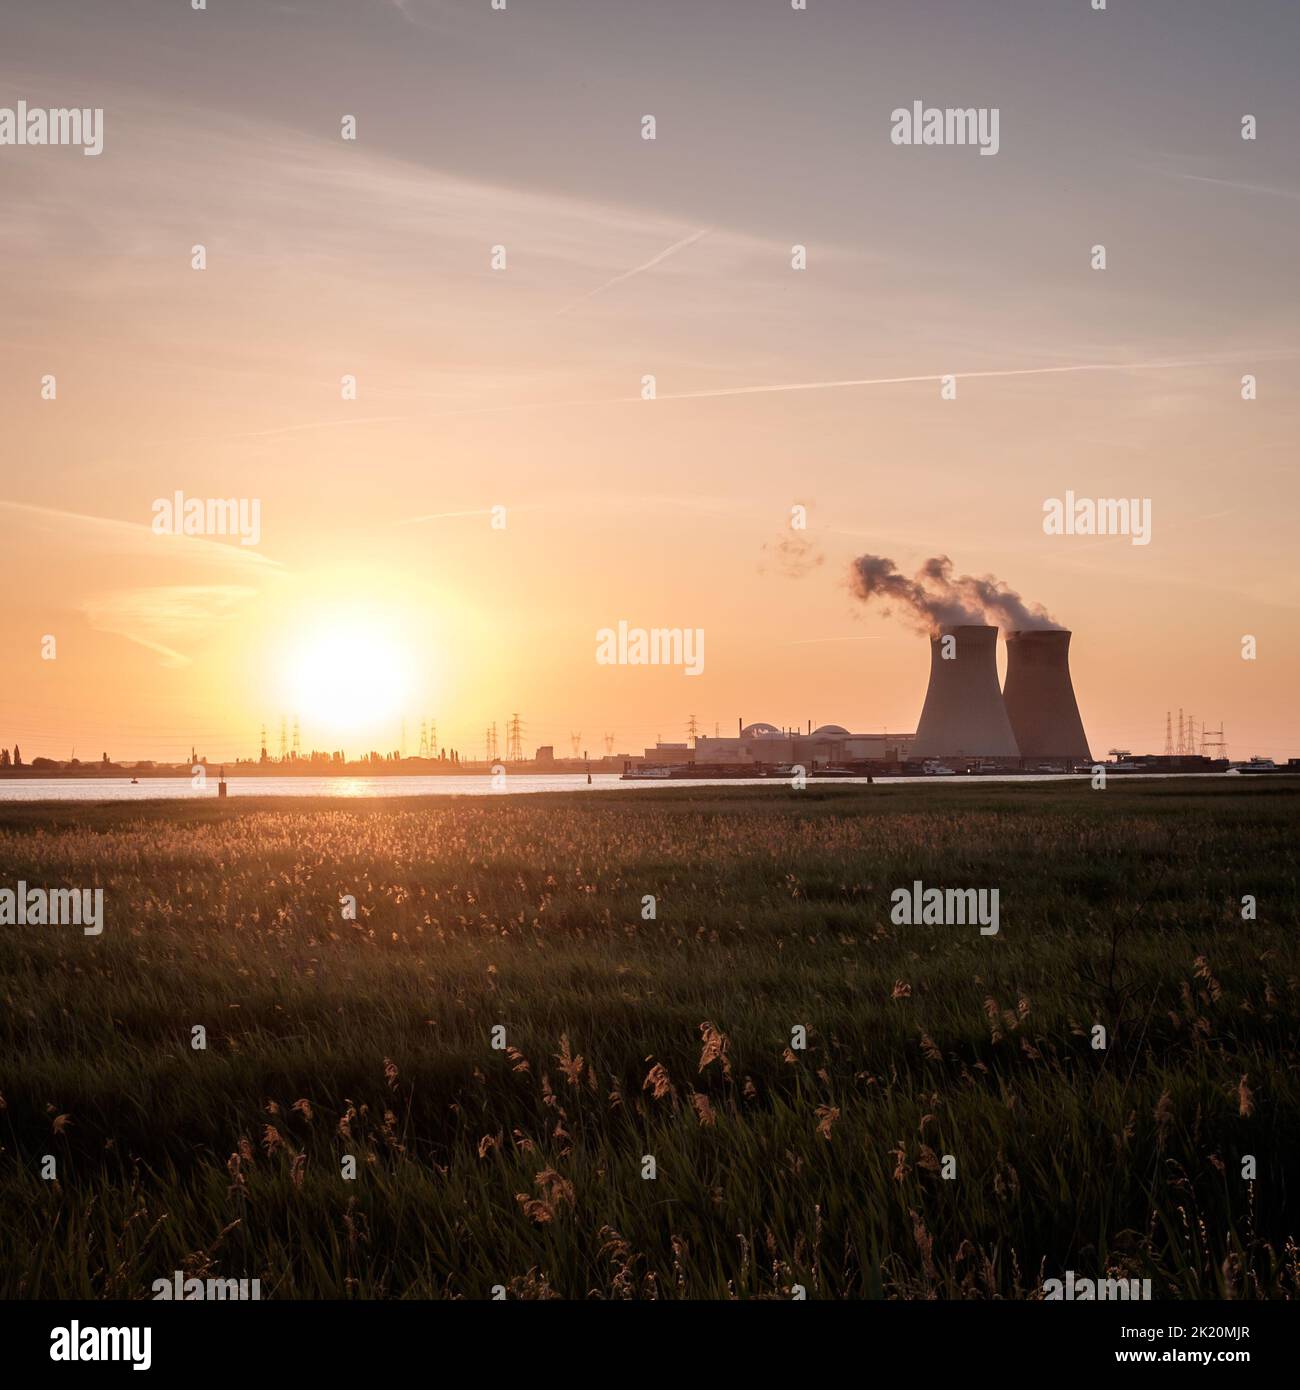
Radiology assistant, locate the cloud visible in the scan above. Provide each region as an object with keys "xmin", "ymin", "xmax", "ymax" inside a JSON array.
[
  {"xmin": 760, "ymin": 533, "xmax": 825, "ymax": 579},
  {"xmin": 0, "ymin": 501, "xmax": 281, "ymax": 570},
  {"xmin": 81, "ymin": 585, "xmax": 260, "ymax": 667}
]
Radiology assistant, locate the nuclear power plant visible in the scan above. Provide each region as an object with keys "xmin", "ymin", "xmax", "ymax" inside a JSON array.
[
  {"xmin": 910, "ymin": 624, "xmax": 1021, "ymax": 760},
  {"xmin": 1001, "ymin": 629, "xmax": 1091, "ymax": 763}
]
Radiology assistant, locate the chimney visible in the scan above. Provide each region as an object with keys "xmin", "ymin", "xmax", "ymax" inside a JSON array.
[
  {"xmin": 1002, "ymin": 629, "xmax": 1091, "ymax": 762},
  {"xmin": 910, "ymin": 624, "xmax": 1020, "ymax": 759}
]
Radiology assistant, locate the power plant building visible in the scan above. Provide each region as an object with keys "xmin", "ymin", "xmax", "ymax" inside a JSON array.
[
  {"xmin": 909, "ymin": 624, "xmax": 1020, "ymax": 760},
  {"xmin": 1001, "ymin": 628, "xmax": 1091, "ymax": 762},
  {"xmin": 693, "ymin": 723, "xmax": 914, "ymax": 766}
]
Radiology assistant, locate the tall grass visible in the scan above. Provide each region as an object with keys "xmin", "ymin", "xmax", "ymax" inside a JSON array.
[{"xmin": 1, "ymin": 780, "xmax": 1297, "ymax": 1298}]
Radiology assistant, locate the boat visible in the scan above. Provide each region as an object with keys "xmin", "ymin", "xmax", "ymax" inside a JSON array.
[
  {"xmin": 1230, "ymin": 756, "xmax": 1278, "ymax": 774},
  {"xmin": 621, "ymin": 765, "xmax": 672, "ymax": 780},
  {"xmin": 130, "ymin": 777, "xmax": 139, "ymax": 784},
  {"xmin": 921, "ymin": 760, "xmax": 955, "ymax": 776}
]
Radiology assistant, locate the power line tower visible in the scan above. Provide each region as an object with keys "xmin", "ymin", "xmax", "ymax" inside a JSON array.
[
  {"xmin": 1177, "ymin": 708, "xmax": 1185, "ymax": 756},
  {"xmin": 292, "ymin": 716, "xmax": 301, "ymax": 759},
  {"xmin": 603, "ymin": 732, "xmax": 615, "ymax": 754},
  {"xmin": 418, "ymin": 720, "xmax": 429, "ymax": 758},
  {"xmin": 279, "ymin": 716, "xmax": 288, "ymax": 762},
  {"xmin": 1163, "ymin": 711, "xmax": 1173, "ymax": 756},
  {"xmin": 506, "ymin": 713, "xmax": 523, "ymax": 762},
  {"xmin": 570, "ymin": 731, "xmax": 582, "ymax": 757},
  {"xmin": 428, "ymin": 720, "xmax": 437, "ymax": 758},
  {"xmin": 1202, "ymin": 723, "xmax": 1227, "ymax": 760},
  {"xmin": 260, "ymin": 723, "xmax": 268, "ymax": 763},
  {"xmin": 1186, "ymin": 714, "xmax": 1195, "ymax": 758},
  {"xmin": 686, "ymin": 714, "xmax": 699, "ymax": 747}
]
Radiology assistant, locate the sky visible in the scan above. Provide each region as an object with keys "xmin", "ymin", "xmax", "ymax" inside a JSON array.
[{"xmin": 2, "ymin": 0, "xmax": 1298, "ymax": 762}]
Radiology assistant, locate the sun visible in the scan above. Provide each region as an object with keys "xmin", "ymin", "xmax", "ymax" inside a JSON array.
[{"xmin": 283, "ymin": 619, "xmax": 411, "ymax": 741}]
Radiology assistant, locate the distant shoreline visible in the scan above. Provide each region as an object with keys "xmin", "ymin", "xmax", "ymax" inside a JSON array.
[{"xmin": 0, "ymin": 764, "xmax": 595, "ymax": 780}]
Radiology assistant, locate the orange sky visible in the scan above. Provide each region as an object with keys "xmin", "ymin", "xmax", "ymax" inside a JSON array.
[{"xmin": 2, "ymin": 1, "xmax": 1297, "ymax": 762}]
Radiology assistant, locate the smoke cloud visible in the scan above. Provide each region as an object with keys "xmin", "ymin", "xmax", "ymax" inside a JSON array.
[{"xmin": 849, "ymin": 553, "xmax": 1060, "ymax": 635}]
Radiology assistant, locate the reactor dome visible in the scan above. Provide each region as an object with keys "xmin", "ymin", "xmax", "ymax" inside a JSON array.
[
  {"xmin": 811, "ymin": 724, "xmax": 849, "ymax": 736},
  {"xmin": 741, "ymin": 722, "xmax": 784, "ymax": 738}
]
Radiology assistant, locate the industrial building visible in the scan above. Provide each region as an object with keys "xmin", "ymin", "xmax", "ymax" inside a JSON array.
[
  {"xmin": 1001, "ymin": 629, "xmax": 1091, "ymax": 763},
  {"xmin": 692, "ymin": 723, "xmax": 913, "ymax": 767},
  {"xmin": 905, "ymin": 622, "xmax": 1091, "ymax": 767},
  {"xmin": 627, "ymin": 620, "xmax": 1091, "ymax": 773},
  {"xmin": 910, "ymin": 624, "xmax": 1020, "ymax": 761}
]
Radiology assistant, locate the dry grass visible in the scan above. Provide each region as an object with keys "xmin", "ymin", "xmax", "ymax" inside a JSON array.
[{"xmin": 0, "ymin": 779, "xmax": 1297, "ymax": 1298}]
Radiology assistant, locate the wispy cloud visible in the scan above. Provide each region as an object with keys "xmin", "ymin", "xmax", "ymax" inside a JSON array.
[
  {"xmin": 0, "ymin": 501, "xmax": 282, "ymax": 569},
  {"xmin": 81, "ymin": 585, "xmax": 259, "ymax": 667}
]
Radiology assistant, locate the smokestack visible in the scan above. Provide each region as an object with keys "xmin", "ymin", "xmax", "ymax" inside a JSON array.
[
  {"xmin": 910, "ymin": 625, "xmax": 1020, "ymax": 760},
  {"xmin": 1002, "ymin": 629, "xmax": 1091, "ymax": 762}
]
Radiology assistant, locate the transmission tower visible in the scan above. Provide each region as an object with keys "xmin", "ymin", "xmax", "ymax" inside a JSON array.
[
  {"xmin": 428, "ymin": 720, "xmax": 436, "ymax": 758},
  {"xmin": 418, "ymin": 720, "xmax": 429, "ymax": 758},
  {"xmin": 686, "ymin": 714, "xmax": 699, "ymax": 747},
  {"xmin": 292, "ymin": 716, "xmax": 301, "ymax": 758},
  {"xmin": 1202, "ymin": 723, "xmax": 1227, "ymax": 760},
  {"xmin": 1177, "ymin": 708, "xmax": 1185, "ymax": 756},
  {"xmin": 570, "ymin": 731, "xmax": 582, "ymax": 757},
  {"xmin": 260, "ymin": 723, "xmax": 268, "ymax": 763},
  {"xmin": 603, "ymin": 732, "xmax": 615, "ymax": 754},
  {"xmin": 506, "ymin": 713, "xmax": 523, "ymax": 762},
  {"xmin": 1186, "ymin": 714, "xmax": 1195, "ymax": 758},
  {"xmin": 1163, "ymin": 711, "xmax": 1173, "ymax": 757},
  {"xmin": 279, "ymin": 716, "xmax": 288, "ymax": 762}
]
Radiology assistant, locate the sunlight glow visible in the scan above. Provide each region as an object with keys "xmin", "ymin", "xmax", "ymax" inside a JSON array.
[{"xmin": 284, "ymin": 620, "xmax": 411, "ymax": 742}]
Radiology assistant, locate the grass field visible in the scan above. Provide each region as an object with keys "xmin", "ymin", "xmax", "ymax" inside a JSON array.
[{"xmin": 1, "ymin": 779, "xmax": 1297, "ymax": 1299}]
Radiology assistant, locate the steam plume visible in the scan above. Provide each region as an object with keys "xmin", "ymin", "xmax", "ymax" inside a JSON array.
[{"xmin": 849, "ymin": 553, "xmax": 1059, "ymax": 635}]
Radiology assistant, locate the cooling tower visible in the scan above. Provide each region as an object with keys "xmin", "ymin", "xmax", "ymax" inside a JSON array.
[
  {"xmin": 909, "ymin": 624, "xmax": 1020, "ymax": 759},
  {"xmin": 1002, "ymin": 629, "xmax": 1091, "ymax": 762}
]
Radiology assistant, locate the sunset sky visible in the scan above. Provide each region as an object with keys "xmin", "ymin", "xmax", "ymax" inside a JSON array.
[{"xmin": 3, "ymin": 0, "xmax": 1297, "ymax": 762}]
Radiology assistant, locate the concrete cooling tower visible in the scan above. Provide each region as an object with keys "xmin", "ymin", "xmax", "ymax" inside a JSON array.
[
  {"xmin": 1001, "ymin": 629, "xmax": 1091, "ymax": 762},
  {"xmin": 910, "ymin": 624, "xmax": 1020, "ymax": 759}
]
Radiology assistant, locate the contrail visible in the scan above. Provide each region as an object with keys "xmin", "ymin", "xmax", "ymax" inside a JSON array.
[
  {"xmin": 652, "ymin": 357, "xmax": 1222, "ymax": 402},
  {"xmin": 555, "ymin": 227, "xmax": 711, "ymax": 315},
  {"xmin": 398, "ymin": 504, "xmax": 544, "ymax": 525},
  {"xmin": 132, "ymin": 350, "xmax": 1298, "ymax": 448}
]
